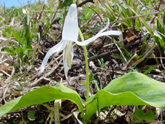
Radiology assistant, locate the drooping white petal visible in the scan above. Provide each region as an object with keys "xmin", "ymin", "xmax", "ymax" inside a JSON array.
[
  {"xmin": 62, "ymin": 4, "xmax": 78, "ymax": 41},
  {"xmin": 63, "ymin": 41, "xmax": 74, "ymax": 79},
  {"xmin": 38, "ymin": 40, "xmax": 67, "ymax": 74},
  {"xmin": 73, "ymin": 30, "xmax": 122, "ymax": 46}
]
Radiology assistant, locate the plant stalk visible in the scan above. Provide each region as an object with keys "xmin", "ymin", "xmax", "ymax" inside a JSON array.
[{"xmin": 78, "ymin": 28, "xmax": 90, "ymax": 102}]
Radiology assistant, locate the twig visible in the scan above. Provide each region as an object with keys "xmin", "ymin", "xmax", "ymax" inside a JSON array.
[
  {"xmin": 51, "ymin": 6, "xmax": 59, "ymax": 25},
  {"xmin": 88, "ymin": 6, "xmax": 105, "ymax": 25},
  {"xmin": 38, "ymin": 5, "xmax": 45, "ymax": 20},
  {"xmin": 77, "ymin": 0, "xmax": 94, "ymax": 7},
  {"xmin": 150, "ymin": 0, "xmax": 162, "ymax": 24}
]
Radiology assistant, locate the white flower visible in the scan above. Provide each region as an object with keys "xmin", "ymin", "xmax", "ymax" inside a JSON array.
[
  {"xmin": 22, "ymin": 8, "xmax": 27, "ymax": 14},
  {"xmin": 38, "ymin": 4, "xmax": 121, "ymax": 78}
]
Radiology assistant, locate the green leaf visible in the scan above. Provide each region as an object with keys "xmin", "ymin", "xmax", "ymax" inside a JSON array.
[
  {"xmin": 93, "ymin": 80, "xmax": 100, "ymax": 91},
  {"xmin": 1, "ymin": 47, "xmax": 14, "ymax": 54},
  {"xmin": 84, "ymin": 72, "xmax": 165, "ymax": 122},
  {"xmin": 114, "ymin": 40, "xmax": 131, "ymax": 58},
  {"xmin": 89, "ymin": 73, "xmax": 95, "ymax": 83},
  {"xmin": 81, "ymin": 81, "xmax": 86, "ymax": 85},
  {"xmin": 13, "ymin": 48, "xmax": 32, "ymax": 54},
  {"xmin": 39, "ymin": 119, "xmax": 44, "ymax": 123},
  {"xmin": 135, "ymin": 109, "xmax": 154, "ymax": 121},
  {"xmin": 59, "ymin": 0, "xmax": 73, "ymax": 9},
  {"xmin": 134, "ymin": 109, "xmax": 144, "ymax": 120},
  {"xmin": 9, "ymin": 27, "xmax": 24, "ymax": 46},
  {"xmin": 0, "ymin": 84, "xmax": 83, "ymax": 118},
  {"xmin": 145, "ymin": 110, "xmax": 154, "ymax": 120},
  {"xmin": 28, "ymin": 110, "xmax": 36, "ymax": 121},
  {"xmin": 143, "ymin": 66, "xmax": 156, "ymax": 74}
]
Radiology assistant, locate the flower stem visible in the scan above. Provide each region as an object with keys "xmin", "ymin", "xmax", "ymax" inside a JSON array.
[{"xmin": 78, "ymin": 28, "xmax": 90, "ymax": 102}]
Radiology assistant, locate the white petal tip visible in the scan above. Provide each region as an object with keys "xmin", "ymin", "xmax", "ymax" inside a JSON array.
[
  {"xmin": 38, "ymin": 70, "xmax": 43, "ymax": 75},
  {"xmin": 70, "ymin": 4, "xmax": 77, "ymax": 8},
  {"xmin": 36, "ymin": 66, "xmax": 44, "ymax": 74},
  {"xmin": 64, "ymin": 71, "xmax": 68, "ymax": 79},
  {"xmin": 64, "ymin": 62, "xmax": 69, "ymax": 79},
  {"xmin": 102, "ymin": 31, "xmax": 122, "ymax": 36},
  {"xmin": 116, "ymin": 31, "xmax": 122, "ymax": 35},
  {"xmin": 109, "ymin": 31, "xmax": 121, "ymax": 35}
]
